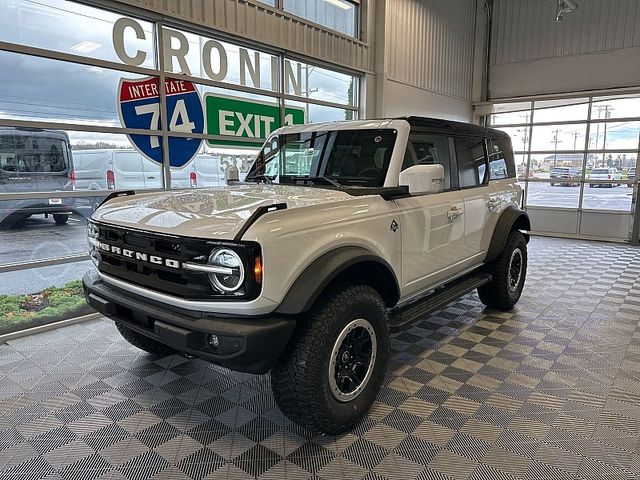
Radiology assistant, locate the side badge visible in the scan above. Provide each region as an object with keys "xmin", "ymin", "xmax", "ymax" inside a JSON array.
[{"xmin": 390, "ymin": 220, "xmax": 399, "ymax": 233}]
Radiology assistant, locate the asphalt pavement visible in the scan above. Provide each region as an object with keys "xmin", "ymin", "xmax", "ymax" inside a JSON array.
[
  {"xmin": 525, "ymin": 182, "xmax": 635, "ymax": 210},
  {"xmin": 0, "ymin": 214, "xmax": 91, "ymax": 295}
]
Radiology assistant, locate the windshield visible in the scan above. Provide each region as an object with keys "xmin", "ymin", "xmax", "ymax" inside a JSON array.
[
  {"xmin": 247, "ymin": 129, "xmax": 398, "ymax": 188},
  {"xmin": 0, "ymin": 132, "xmax": 70, "ymax": 173},
  {"xmin": 591, "ymin": 169, "xmax": 609, "ymax": 174}
]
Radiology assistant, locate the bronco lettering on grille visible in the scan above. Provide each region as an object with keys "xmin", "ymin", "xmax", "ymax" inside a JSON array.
[{"xmin": 98, "ymin": 242, "xmax": 181, "ymax": 269}]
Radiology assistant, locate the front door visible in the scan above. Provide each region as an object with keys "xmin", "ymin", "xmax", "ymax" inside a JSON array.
[{"xmin": 397, "ymin": 132, "xmax": 470, "ymax": 297}]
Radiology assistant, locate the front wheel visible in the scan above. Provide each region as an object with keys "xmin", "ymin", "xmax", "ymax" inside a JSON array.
[
  {"xmin": 271, "ymin": 285, "xmax": 389, "ymax": 434},
  {"xmin": 478, "ymin": 230, "xmax": 527, "ymax": 311}
]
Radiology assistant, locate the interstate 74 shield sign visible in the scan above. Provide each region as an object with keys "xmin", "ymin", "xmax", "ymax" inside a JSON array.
[{"xmin": 118, "ymin": 77, "xmax": 204, "ymax": 168}]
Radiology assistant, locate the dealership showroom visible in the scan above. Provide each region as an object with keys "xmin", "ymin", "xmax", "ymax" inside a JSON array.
[{"xmin": 2, "ymin": 0, "xmax": 640, "ymax": 479}]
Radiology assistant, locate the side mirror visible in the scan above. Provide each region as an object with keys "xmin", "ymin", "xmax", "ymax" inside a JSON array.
[{"xmin": 399, "ymin": 164, "xmax": 445, "ymax": 195}]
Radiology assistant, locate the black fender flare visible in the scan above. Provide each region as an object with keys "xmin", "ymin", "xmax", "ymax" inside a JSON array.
[
  {"xmin": 484, "ymin": 207, "xmax": 531, "ymax": 264},
  {"xmin": 275, "ymin": 246, "xmax": 400, "ymax": 315}
]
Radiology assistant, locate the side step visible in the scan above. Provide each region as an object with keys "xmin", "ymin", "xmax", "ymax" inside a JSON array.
[{"xmin": 388, "ymin": 273, "xmax": 492, "ymax": 333}]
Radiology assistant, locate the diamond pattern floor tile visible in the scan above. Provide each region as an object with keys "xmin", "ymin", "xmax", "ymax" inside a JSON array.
[{"xmin": 1, "ymin": 237, "xmax": 639, "ymax": 479}]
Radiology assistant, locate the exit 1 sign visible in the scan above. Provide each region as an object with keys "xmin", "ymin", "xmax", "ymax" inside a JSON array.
[{"xmin": 205, "ymin": 94, "xmax": 305, "ymax": 148}]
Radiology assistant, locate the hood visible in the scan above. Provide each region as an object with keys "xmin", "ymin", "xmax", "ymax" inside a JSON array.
[{"xmin": 91, "ymin": 184, "xmax": 355, "ymax": 239}]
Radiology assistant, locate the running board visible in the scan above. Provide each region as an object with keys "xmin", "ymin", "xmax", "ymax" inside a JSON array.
[{"xmin": 389, "ymin": 273, "xmax": 492, "ymax": 333}]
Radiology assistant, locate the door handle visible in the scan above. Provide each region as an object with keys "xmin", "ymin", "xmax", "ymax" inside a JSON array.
[
  {"xmin": 447, "ymin": 206, "xmax": 464, "ymax": 222},
  {"xmin": 487, "ymin": 197, "xmax": 501, "ymax": 212}
]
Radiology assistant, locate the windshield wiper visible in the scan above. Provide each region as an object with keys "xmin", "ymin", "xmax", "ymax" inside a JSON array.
[
  {"xmin": 294, "ymin": 176, "xmax": 342, "ymax": 188},
  {"xmin": 246, "ymin": 174, "xmax": 274, "ymax": 184}
]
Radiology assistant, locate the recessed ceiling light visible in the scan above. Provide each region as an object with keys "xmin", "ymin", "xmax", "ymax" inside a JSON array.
[
  {"xmin": 71, "ymin": 41, "xmax": 101, "ymax": 54},
  {"xmin": 324, "ymin": 0, "xmax": 352, "ymax": 11}
]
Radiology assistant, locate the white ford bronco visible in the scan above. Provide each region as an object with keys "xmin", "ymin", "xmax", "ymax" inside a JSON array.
[{"xmin": 84, "ymin": 117, "xmax": 530, "ymax": 434}]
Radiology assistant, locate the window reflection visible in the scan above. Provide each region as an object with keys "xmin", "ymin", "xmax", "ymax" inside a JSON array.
[{"xmin": 284, "ymin": 0, "xmax": 357, "ymax": 37}]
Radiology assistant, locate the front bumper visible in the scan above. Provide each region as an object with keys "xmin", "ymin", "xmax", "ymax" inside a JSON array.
[{"xmin": 83, "ymin": 270, "xmax": 296, "ymax": 374}]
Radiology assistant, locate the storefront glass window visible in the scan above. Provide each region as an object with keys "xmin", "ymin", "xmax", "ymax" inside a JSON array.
[
  {"xmin": 0, "ymin": 1, "xmax": 361, "ymax": 336},
  {"xmin": 0, "ymin": 0, "xmax": 156, "ymax": 68},
  {"xmin": 284, "ymin": 0, "xmax": 357, "ymax": 37}
]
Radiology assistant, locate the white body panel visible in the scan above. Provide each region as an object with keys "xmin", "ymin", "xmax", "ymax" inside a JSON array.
[
  {"xmin": 90, "ymin": 119, "xmax": 524, "ymax": 316},
  {"xmin": 589, "ymin": 168, "xmax": 622, "ymax": 181}
]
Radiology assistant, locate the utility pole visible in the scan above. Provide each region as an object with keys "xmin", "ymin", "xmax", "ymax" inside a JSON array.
[
  {"xmin": 593, "ymin": 104, "xmax": 612, "ymax": 167},
  {"xmin": 601, "ymin": 106, "xmax": 611, "ymax": 166},
  {"xmin": 301, "ymin": 65, "xmax": 318, "ymax": 122},
  {"xmin": 551, "ymin": 129, "xmax": 560, "ymax": 168}
]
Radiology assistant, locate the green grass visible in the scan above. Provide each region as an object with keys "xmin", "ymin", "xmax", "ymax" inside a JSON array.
[{"xmin": 0, "ymin": 280, "xmax": 93, "ymax": 335}]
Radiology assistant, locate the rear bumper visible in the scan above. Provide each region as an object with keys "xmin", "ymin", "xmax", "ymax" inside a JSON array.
[
  {"xmin": 82, "ymin": 270, "xmax": 296, "ymax": 374},
  {"xmin": 0, "ymin": 202, "xmax": 74, "ymax": 223}
]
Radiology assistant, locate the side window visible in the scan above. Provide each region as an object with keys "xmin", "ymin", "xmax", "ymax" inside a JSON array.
[
  {"xmin": 488, "ymin": 137, "xmax": 515, "ymax": 180},
  {"xmin": 402, "ymin": 133, "xmax": 452, "ymax": 190},
  {"xmin": 455, "ymin": 137, "xmax": 487, "ymax": 188}
]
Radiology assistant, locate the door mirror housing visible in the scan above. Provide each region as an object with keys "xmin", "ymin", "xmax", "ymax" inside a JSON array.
[{"xmin": 399, "ymin": 164, "xmax": 445, "ymax": 195}]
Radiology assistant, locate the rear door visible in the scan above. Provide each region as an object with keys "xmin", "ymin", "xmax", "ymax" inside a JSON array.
[
  {"xmin": 141, "ymin": 156, "xmax": 163, "ymax": 189},
  {"xmin": 114, "ymin": 151, "xmax": 145, "ymax": 189},
  {"xmin": 396, "ymin": 131, "xmax": 468, "ymax": 295},
  {"xmin": 34, "ymin": 136, "xmax": 72, "ymax": 194},
  {"xmin": 456, "ymin": 136, "xmax": 497, "ymax": 261}
]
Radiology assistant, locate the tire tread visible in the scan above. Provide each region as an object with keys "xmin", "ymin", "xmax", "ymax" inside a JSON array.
[
  {"xmin": 478, "ymin": 230, "xmax": 527, "ymax": 311},
  {"xmin": 271, "ymin": 285, "xmax": 388, "ymax": 434}
]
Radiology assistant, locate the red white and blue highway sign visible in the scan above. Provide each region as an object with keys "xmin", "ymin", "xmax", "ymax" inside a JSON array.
[{"xmin": 118, "ymin": 77, "xmax": 204, "ymax": 168}]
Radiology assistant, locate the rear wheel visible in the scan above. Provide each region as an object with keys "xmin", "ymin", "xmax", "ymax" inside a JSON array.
[
  {"xmin": 271, "ymin": 285, "xmax": 389, "ymax": 434},
  {"xmin": 478, "ymin": 230, "xmax": 527, "ymax": 311},
  {"xmin": 115, "ymin": 322, "xmax": 177, "ymax": 356},
  {"xmin": 53, "ymin": 214, "xmax": 69, "ymax": 225}
]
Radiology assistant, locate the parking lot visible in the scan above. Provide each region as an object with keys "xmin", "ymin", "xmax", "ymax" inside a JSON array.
[
  {"xmin": 0, "ymin": 214, "xmax": 90, "ymax": 295},
  {"xmin": 525, "ymin": 181, "xmax": 635, "ymax": 210}
]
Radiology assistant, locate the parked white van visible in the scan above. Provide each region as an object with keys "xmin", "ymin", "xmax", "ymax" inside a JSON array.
[{"xmin": 73, "ymin": 149, "xmax": 228, "ymax": 191}]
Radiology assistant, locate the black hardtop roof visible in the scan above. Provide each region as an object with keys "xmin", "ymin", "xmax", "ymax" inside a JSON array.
[{"xmin": 397, "ymin": 116, "xmax": 509, "ymax": 138}]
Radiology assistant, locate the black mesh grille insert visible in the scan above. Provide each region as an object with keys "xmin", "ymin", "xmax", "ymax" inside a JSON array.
[{"xmin": 95, "ymin": 223, "xmax": 215, "ymax": 299}]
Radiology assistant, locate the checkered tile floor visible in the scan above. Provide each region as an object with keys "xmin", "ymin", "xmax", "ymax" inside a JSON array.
[{"xmin": 1, "ymin": 237, "xmax": 640, "ymax": 480}]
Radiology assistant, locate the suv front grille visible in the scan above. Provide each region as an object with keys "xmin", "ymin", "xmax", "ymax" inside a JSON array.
[{"xmin": 95, "ymin": 223, "xmax": 215, "ymax": 299}]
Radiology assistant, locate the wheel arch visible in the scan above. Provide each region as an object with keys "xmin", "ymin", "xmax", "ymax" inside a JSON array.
[
  {"xmin": 484, "ymin": 207, "xmax": 531, "ymax": 264},
  {"xmin": 275, "ymin": 246, "xmax": 400, "ymax": 315}
]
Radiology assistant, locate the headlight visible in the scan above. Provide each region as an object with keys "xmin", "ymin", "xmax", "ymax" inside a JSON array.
[
  {"xmin": 207, "ymin": 248, "xmax": 245, "ymax": 293},
  {"xmin": 87, "ymin": 221, "xmax": 100, "ymax": 267}
]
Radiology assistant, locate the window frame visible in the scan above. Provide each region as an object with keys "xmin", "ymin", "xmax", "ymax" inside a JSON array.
[
  {"xmin": 488, "ymin": 136, "xmax": 516, "ymax": 180},
  {"xmin": 454, "ymin": 136, "xmax": 490, "ymax": 190},
  {"xmin": 402, "ymin": 130, "xmax": 457, "ymax": 192},
  {"xmin": 277, "ymin": 0, "xmax": 360, "ymax": 40}
]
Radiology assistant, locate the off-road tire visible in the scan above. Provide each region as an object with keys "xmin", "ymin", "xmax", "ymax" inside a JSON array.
[
  {"xmin": 115, "ymin": 322, "xmax": 177, "ymax": 356},
  {"xmin": 271, "ymin": 285, "xmax": 389, "ymax": 435},
  {"xmin": 53, "ymin": 214, "xmax": 69, "ymax": 225},
  {"xmin": 478, "ymin": 230, "xmax": 527, "ymax": 311}
]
